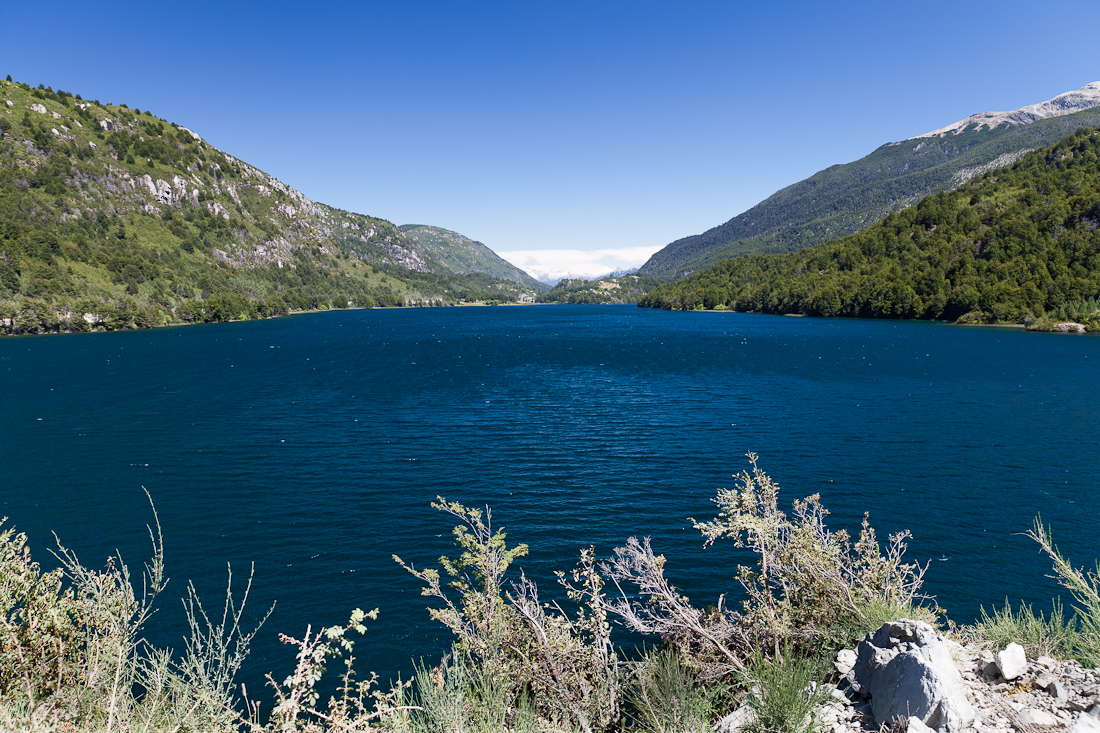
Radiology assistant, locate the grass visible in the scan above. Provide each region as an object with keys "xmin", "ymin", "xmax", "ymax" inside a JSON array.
[
  {"xmin": 966, "ymin": 599, "xmax": 1080, "ymax": 661},
  {"xmin": 740, "ymin": 647, "xmax": 829, "ymax": 733},
  {"xmin": 626, "ymin": 649, "xmax": 725, "ymax": 733}
]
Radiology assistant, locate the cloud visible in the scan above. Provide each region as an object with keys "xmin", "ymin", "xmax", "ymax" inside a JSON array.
[{"xmin": 498, "ymin": 246, "xmax": 664, "ymax": 283}]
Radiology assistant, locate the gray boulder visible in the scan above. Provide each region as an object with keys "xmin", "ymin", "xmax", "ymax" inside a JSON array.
[{"xmin": 853, "ymin": 619, "xmax": 975, "ymax": 733}]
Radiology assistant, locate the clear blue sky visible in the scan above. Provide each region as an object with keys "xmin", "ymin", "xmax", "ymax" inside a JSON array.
[{"xmin": 2, "ymin": 0, "xmax": 1098, "ymax": 277}]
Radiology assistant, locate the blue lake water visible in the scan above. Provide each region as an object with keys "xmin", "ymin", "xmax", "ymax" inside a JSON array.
[{"xmin": 2, "ymin": 304, "xmax": 1099, "ymax": 692}]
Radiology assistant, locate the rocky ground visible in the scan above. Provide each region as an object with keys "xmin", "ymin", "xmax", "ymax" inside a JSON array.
[
  {"xmin": 832, "ymin": 622, "xmax": 1099, "ymax": 733},
  {"xmin": 719, "ymin": 620, "xmax": 1100, "ymax": 733}
]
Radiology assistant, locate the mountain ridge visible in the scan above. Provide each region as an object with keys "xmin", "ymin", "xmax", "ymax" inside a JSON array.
[
  {"xmin": 638, "ymin": 126, "xmax": 1100, "ymax": 328},
  {"xmin": 0, "ymin": 77, "xmax": 540, "ymax": 334},
  {"xmin": 639, "ymin": 82, "xmax": 1100, "ymax": 281},
  {"xmin": 398, "ymin": 224, "xmax": 548, "ymax": 291},
  {"xmin": 913, "ymin": 81, "xmax": 1100, "ymax": 138}
]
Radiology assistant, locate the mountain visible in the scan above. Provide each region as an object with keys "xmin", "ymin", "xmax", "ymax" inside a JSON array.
[
  {"xmin": 0, "ymin": 78, "xmax": 540, "ymax": 335},
  {"xmin": 537, "ymin": 274, "xmax": 664, "ymax": 304},
  {"xmin": 638, "ymin": 126, "xmax": 1100, "ymax": 328},
  {"xmin": 639, "ymin": 82, "xmax": 1100, "ymax": 281},
  {"xmin": 398, "ymin": 224, "xmax": 548, "ymax": 290}
]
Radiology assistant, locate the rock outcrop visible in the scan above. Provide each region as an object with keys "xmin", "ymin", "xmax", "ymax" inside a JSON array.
[
  {"xmin": 822, "ymin": 621, "xmax": 1100, "ymax": 733},
  {"xmin": 914, "ymin": 82, "xmax": 1100, "ymax": 139},
  {"xmin": 852, "ymin": 620, "xmax": 974, "ymax": 733}
]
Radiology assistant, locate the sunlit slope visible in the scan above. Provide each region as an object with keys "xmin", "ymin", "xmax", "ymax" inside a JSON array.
[
  {"xmin": 640, "ymin": 94, "xmax": 1100, "ymax": 280},
  {"xmin": 639, "ymin": 127, "xmax": 1100, "ymax": 325}
]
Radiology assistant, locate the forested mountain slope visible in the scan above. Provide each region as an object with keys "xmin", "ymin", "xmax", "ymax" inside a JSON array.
[
  {"xmin": 639, "ymin": 127, "xmax": 1100, "ymax": 327},
  {"xmin": 536, "ymin": 273, "xmax": 664, "ymax": 304},
  {"xmin": 639, "ymin": 83, "xmax": 1100, "ymax": 281},
  {"xmin": 399, "ymin": 224, "xmax": 547, "ymax": 291},
  {"xmin": 0, "ymin": 78, "xmax": 537, "ymax": 335}
]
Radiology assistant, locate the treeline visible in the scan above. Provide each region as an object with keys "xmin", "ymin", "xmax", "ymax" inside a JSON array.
[{"xmin": 639, "ymin": 127, "xmax": 1100, "ymax": 324}]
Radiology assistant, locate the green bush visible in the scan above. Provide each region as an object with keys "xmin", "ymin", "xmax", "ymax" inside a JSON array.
[
  {"xmin": 691, "ymin": 453, "xmax": 929, "ymax": 635},
  {"xmin": 627, "ymin": 650, "xmax": 724, "ymax": 733},
  {"xmin": 740, "ymin": 647, "xmax": 829, "ymax": 733}
]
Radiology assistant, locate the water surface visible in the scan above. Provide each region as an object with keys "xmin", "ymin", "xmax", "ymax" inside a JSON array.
[{"xmin": 2, "ymin": 305, "xmax": 1098, "ymax": 688}]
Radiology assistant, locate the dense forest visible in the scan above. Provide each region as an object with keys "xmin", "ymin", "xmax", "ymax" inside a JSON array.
[
  {"xmin": 0, "ymin": 79, "xmax": 529, "ymax": 335},
  {"xmin": 639, "ymin": 127, "xmax": 1100, "ymax": 329}
]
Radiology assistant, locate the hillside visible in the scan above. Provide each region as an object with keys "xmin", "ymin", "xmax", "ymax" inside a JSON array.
[
  {"xmin": 536, "ymin": 273, "xmax": 664, "ymax": 304},
  {"xmin": 638, "ymin": 126, "xmax": 1100, "ymax": 327},
  {"xmin": 639, "ymin": 82, "xmax": 1100, "ymax": 281},
  {"xmin": 399, "ymin": 224, "xmax": 548, "ymax": 291},
  {"xmin": 0, "ymin": 78, "xmax": 539, "ymax": 335}
]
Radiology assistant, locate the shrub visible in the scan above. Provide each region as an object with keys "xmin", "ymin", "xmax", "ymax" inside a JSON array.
[
  {"xmin": 627, "ymin": 649, "xmax": 724, "ymax": 733},
  {"xmin": 740, "ymin": 646, "xmax": 829, "ymax": 733},
  {"xmin": 691, "ymin": 452, "xmax": 928, "ymax": 635},
  {"xmin": 396, "ymin": 498, "xmax": 622, "ymax": 732},
  {"xmin": 1028, "ymin": 517, "xmax": 1100, "ymax": 667}
]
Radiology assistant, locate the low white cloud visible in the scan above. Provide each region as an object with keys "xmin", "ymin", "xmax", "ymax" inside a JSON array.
[{"xmin": 498, "ymin": 245, "xmax": 663, "ymax": 284}]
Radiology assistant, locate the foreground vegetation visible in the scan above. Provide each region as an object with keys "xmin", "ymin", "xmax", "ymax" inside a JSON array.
[
  {"xmin": 0, "ymin": 78, "xmax": 536, "ymax": 336},
  {"xmin": 639, "ymin": 128, "xmax": 1100, "ymax": 327},
  {"xmin": 4, "ymin": 457, "xmax": 1099, "ymax": 732}
]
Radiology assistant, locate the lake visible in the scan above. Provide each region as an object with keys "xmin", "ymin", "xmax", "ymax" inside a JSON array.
[{"xmin": 2, "ymin": 304, "xmax": 1098, "ymax": 691}]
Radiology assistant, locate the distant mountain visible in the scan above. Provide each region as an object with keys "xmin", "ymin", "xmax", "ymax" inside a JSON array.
[
  {"xmin": 399, "ymin": 225, "xmax": 548, "ymax": 290},
  {"xmin": 538, "ymin": 274, "xmax": 664, "ymax": 305},
  {"xmin": 639, "ymin": 126, "xmax": 1100, "ymax": 327},
  {"xmin": 0, "ymin": 78, "xmax": 540, "ymax": 334},
  {"xmin": 528, "ymin": 268, "xmax": 637, "ymax": 287},
  {"xmin": 639, "ymin": 82, "xmax": 1100, "ymax": 281}
]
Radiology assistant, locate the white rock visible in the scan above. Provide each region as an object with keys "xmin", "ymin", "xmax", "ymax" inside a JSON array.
[
  {"xmin": 1073, "ymin": 711, "xmax": 1100, "ymax": 733},
  {"xmin": 996, "ymin": 644, "xmax": 1027, "ymax": 681},
  {"xmin": 51, "ymin": 111, "xmax": 60, "ymax": 119},
  {"xmin": 909, "ymin": 715, "xmax": 938, "ymax": 733},
  {"xmin": 835, "ymin": 649, "xmax": 857, "ymax": 675},
  {"xmin": 1049, "ymin": 679, "xmax": 1069, "ymax": 701},
  {"xmin": 30, "ymin": 103, "xmax": 46, "ymax": 114},
  {"xmin": 4, "ymin": 100, "xmax": 12, "ymax": 107},
  {"xmin": 1019, "ymin": 709, "xmax": 1059, "ymax": 727},
  {"xmin": 1035, "ymin": 673, "xmax": 1057, "ymax": 689},
  {"xmin": 912, "ymin": 81, "xmax": 1100, "ymax": 139},
  {"xmin": 714, "ymin": 702, "xmax": 754, "ymax": 733},
  {"xmin": 1037, "ymin": 656, "xmax": 1057, "ymax": 669}
]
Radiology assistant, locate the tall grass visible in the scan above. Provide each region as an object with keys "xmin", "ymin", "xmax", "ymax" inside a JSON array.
[
  {"xmin": 968, "ymin": 599, "xmax": 1079, "ymax": 661},
  {"xmin": 626, "ymin": 649, "xmax": 724, "ymax": 733},
  {"xmin": 740, "ymin": 647, "xmax": 829, "ymax": 733},
  {"xmin": 1028, "ymin": 517, "xmax": 1100, "ymax": 667}
]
